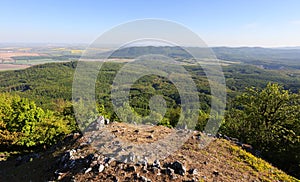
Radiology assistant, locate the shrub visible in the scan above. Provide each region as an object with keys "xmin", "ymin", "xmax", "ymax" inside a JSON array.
[{"xmin": 0, "ymin": 93, "xmax": 74, "ymax": 150}]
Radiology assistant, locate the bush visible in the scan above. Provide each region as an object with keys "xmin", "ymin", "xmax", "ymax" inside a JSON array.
[{"xmin": 0, "ymin": 93, "xmax": 74, "ymax": 150}]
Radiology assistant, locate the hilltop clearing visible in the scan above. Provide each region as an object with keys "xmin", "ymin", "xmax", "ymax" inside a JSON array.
[{"xmin": 0, "ymin": 122, "xmax": 298, "ymax": 182}]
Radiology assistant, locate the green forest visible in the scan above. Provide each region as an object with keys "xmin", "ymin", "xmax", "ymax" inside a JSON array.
[{"xmin": 0, "ymin": 61, "xmax": 299, "ymax": 178}]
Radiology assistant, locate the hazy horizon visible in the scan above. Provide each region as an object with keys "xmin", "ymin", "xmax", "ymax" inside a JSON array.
[{"xmin": 1, "ymin": 42, "xmax": 300, "ymax": 49}]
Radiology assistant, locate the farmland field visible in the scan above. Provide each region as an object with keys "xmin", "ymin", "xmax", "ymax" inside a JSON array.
[{"xmin": 0, "ymin": 64, "xmax": 30, "ymax": 71}]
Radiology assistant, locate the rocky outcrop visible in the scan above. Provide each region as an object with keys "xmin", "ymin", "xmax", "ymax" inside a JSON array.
[
  {"xmin": 52, "ymin": 143, "xmax": 195, "ymax": 181},
  {"xmin": 6, "ymin": 120, "xmax": 292, "ymax": 182}
]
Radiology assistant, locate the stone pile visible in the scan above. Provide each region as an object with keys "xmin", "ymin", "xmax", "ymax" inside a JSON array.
[{"xmin": 52, "ymin": 142, "xmax": 199, "ymax": 181}]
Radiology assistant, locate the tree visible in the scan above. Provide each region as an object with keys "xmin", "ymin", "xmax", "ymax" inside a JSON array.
[{"xmin": 221, "ymin": 83, "xmax": 300, "ymax": 178}]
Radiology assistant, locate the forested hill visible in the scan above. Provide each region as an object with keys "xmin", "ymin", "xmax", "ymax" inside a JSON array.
[
  {"xmin": 0, "ymin": 61, "xmax": 299, "ymax": 110},
  {"xmin": 213, "ymin": 47, "xmax": 300, "ymax": 69},
  {"xmin": 100, "ymin": 46, "xmax": 300, "ymax": 69}
]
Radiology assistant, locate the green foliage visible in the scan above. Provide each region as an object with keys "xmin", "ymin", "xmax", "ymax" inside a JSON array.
[
  {"xmin": 0, "ymin": 93, "xmax": 74, "ymax": 149},
  {"xmin": 195, "ymin": 110, "xmax": 210, "ymax": 131},
  {"xmin": 221, "ymin": 83, "xmax": 300, "ymax": 178}
]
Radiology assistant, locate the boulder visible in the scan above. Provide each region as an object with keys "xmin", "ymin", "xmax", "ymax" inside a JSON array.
[
  {"xmin": 84, "ymin": 167, "xmax": 92, "ymax": 174},
  {"xmin": 188, "ymin": 168, "xmax": 198, "ymax": 175},
  {"xmin": 98, "ymin": 164, "xmax": 105, "ymax": 173},
  {"xmin": 170, "ymin": 161, "xmax": 186, "ymax": 176},
  {"xmin": 104, "ymin": 118, "xmax": 110, "ymax": 125},
  {"xmin": 213, "ymin": 170, "xmax": 219, "ymax": 176},
  {"xmin": 153, "ymin": 159, "xmax": 160, "ymax": 168}
]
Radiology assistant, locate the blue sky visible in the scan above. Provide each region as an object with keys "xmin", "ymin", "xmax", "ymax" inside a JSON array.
[{"xmin": 1, "ymin": 0, "xmax": 300, "ymax": 47}]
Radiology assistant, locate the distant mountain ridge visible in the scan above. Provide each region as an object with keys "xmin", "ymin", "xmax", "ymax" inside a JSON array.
[{"xmin": 94, "ymin": 46, "xmax": 300, "ymax": 69}]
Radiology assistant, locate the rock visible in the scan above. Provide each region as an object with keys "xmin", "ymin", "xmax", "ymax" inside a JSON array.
[
  {"xmin": 104, "ymin": 118, "xmax": 110, "ymax": 125},
  {"xmin": 122, "ymin": 158, "xmax": 128, "ymax": 163},
  {"xmin": 71, "ymin": 175, "xmax": 76, "ymax": 182},
  {"xmin": 97, "ymin": 116, "xmax": 105, "ymax": 125},
  {"xmin": 188, "ymin": 168, "xmax": 198, "ymax": 175},
  {"xmin": 140, "ymin": 160, "xmax": 148, "ymax": 167},
  {"xmin": 111, "ymin": 175, "xmax": 118, "ymax": 182},
  {"xmin": 94, "ymin": 153, "xmax": 99, "ymax": 158},
  {"xmin": 153, "ymin": 159, "xmax": 160, "ymax": 168},
  {"xmin": 242, "ymin": 144, "xmax": 253, "ymax": 153},
  {"xmin": 151, "ymin": 167, "xmax": 160, "ymax": 175},
  {"xmin": 69, "ymin": 149, "xmax": 76, "ymax": 159},
  {"xmin": 84, "ymin": 154, "xmax": 94, "ymax": 164},
  {"xmin": 206, "ymin": 133, "xmax": 213, "ymax": 137},
  {"xmin": 112, "ymin": 140, "xmax": 120, "ymax": 146},
  {"xmin": 140, "ymin": 175, "xmax": 151, "ymax": 182},
  {"xmin": 125, "ymin": 165, "xmax": 136, "ymax": 172},
  {"xmin": 103, "ymin": 157, "xmax": 114, "ymax": 164},
  {"xmin": 120, "ymin": 155, "xmax": 128, "ymax": 163},
  {"xmin": 79, "ymin": 142, "xmax": 90, "ymax": 149},
  {"xmin": 128, "ymin": 152, "xmax": 135, "ymax": 162},
  {"xmin": 164, "ymin": 167, "xmax": 175, "ymax": 176},
  {"xmin": 213, "ymin": 170, "xmax": 219, "ymax": 176},
  {"xmin": 216, "ymin": 133, "xmax": 222, "ymax": 138},
  {"xmin": 170, "ymin": 161, "xmax": 186, "ymax": 176},
  {"xmin": 223, "ymin": 135, "xmax": 230, "ymax": 141},
  {"xmin": 235, "ymin": 141, "xmax": 243, "ymax": 146},
  {"xmin": 115, "ymin": 147, "xmax": 125, "ymax": 153},
  {"xmin": 133, "ymin": 173, "xmax": 140, "ymax": 180},
  {"xmin": 58, "ymin": 150, "xmax": 77, "ymax": 169},
  {"xmin": 85, "ymin": 116, "xmax": 105, "ymax": 131},
  {"xmin": 142, "ymin": 165, "xmax": 148, "ymax": 173},
  {"xmin": 146, "ymin": 135, "xmax": 153, "ymax": 139},
  {"xmin": 98, "ymin": 164, "xmax": 105, "ymax": 173},
  {"xmin": 138, "ymin": 157, "xmax": 148, "ymax": 166},
  {"xmin": 126, "ymin": 145, "xmax": 133, "ymax": 150},
  {"xmin": 57, "ymin": 172, "xmax": 66, "ymax": 180},
  {"xmin": 84, "ymin": 167, "xmax": 92, "ymax": 174},
  {"xmin": 230, "ymin": 137, "xmax": 239, "ymax": 142}
]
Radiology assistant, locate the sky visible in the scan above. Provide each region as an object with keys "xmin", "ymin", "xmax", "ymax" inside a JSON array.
[{"xmin": 1, "ymin": 0, "xmax": 300, "ymax": 47}]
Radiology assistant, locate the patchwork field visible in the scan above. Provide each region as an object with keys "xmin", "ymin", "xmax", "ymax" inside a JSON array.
[
  {"xmin": 0, "ymin": 64, "xmax": 30, "ymax": 71},
  {"xmin": 0, "ymin": 52, "xmax": 41, "ymax": 59}
]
